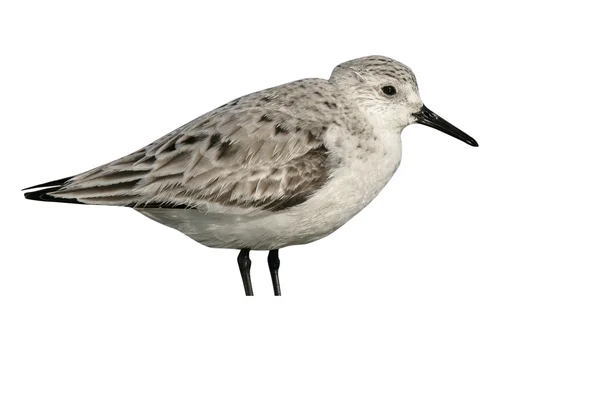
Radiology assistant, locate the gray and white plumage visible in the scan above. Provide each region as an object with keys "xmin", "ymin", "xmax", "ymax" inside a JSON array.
[{"xmin": 24, "ymin": 56, "xmax": 475, "ymax": 250}]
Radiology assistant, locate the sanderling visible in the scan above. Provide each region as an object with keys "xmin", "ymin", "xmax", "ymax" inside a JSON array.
[{"xmin": 24, "ymin": 55, "xmax": 478, "ymax": 296}]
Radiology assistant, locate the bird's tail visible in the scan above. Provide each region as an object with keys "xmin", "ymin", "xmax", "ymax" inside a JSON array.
[{"xmin": 22, "ymin": 176, "xmax": 84, "ymax": 205}]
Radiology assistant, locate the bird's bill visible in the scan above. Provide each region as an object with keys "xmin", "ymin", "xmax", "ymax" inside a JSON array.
[{"xmin": 414, "ymin": 105, "xmax": 479, "ymax": 147}]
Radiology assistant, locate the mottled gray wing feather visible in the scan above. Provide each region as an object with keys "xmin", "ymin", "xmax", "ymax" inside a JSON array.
[{"xmin": 51, "ymin": 80, "xmax": 337, "ymax": 212}]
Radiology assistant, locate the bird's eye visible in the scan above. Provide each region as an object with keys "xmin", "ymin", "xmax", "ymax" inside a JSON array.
[{"xmin": 381, "ymin": 86, "xmax": 397, "ymax": 96}]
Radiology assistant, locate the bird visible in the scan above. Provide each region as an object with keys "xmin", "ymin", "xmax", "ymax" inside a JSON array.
[{"xmin": 23, "ymin": 55, "xmax": 478, "ymax": 296}]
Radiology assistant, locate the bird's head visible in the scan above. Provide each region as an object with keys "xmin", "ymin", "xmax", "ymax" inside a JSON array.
[{"xmin": 330, "ymin": 55, "xmax": 478, "ymax": 147}]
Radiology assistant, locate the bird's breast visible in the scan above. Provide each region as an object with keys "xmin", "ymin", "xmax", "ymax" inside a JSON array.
[{"xmin": 284, "ymin": 131, "xmax": 403, "ymax": 243}]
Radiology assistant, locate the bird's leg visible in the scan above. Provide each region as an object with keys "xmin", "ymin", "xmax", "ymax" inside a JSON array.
[
  {"xmin": 268, "ymin": 249, "xmax": 281, "ymax": 296},
  {"xmin": 237, "ymin": 249, "xmax": 253, "ymax": 296}
]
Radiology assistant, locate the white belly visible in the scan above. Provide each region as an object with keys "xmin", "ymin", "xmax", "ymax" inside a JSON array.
[{"xmin": 139, "ymin": 135, "xmax": 403, "ymax": 250}]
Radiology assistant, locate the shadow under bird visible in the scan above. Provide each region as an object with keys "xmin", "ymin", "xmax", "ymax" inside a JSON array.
[{"xmin": 23, "ymin": 55, "xmax": 478, "ymax": 296}]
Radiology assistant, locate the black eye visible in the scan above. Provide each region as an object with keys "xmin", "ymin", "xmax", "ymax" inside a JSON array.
[{"xmin": 381, "ymin": 86, "xmax": 397, "ymax": 96}]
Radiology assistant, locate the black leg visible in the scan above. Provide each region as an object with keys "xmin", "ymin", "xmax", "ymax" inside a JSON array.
[
  {"xmin": 237, "ymin": 249, "xmax": 253, "ymax": 296},
  {"xmin": 268, "ymin": 249, "xmax": 281, "ymax": 296}
]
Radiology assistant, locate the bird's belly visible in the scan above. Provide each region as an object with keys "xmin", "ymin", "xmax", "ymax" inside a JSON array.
[{"xmin": 137, "ymin": 207, "xmax": 325, "ymax": 250}]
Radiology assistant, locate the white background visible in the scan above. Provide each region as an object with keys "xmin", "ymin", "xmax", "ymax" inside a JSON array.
[{"xmin": 1, "ymin": 1, "xmax": 599, "ymax": 399}]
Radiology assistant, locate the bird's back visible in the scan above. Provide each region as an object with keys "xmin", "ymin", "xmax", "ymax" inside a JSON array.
[{"xmin": 24, "ymin": 78, "xmax": 348, "ymax": 211}]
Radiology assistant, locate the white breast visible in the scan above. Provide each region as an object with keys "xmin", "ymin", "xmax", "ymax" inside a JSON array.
[{"xmin": 278, "ymin": 126, "xmax": 403, "ymax": 246}]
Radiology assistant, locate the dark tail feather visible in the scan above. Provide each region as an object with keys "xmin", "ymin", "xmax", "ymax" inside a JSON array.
[
  {"xmin": 23, "ymin": 187, "xmax": 84, "ymax": 204},
  {"xmin": 23, "ymin": 176, "xmax": 85, "ymax": 205},
  {"xmin": 23, "ymin": 176, "xmax": 74, "ymax": 191}
]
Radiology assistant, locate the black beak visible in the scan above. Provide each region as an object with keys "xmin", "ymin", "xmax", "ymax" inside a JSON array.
[{"xmin": 414, "ymin": 105, "xmax": 478, "ymax": 147}]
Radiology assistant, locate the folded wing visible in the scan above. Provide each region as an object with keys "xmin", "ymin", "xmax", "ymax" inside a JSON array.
[{"xmin": 27, "ymin": 80, "xmax": 338, "ymax": 213}]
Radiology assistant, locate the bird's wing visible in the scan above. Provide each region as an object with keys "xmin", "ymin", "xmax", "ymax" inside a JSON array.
[{"xmin": 46, "ymin": 81, "xmax": 338, "ymax": 212}]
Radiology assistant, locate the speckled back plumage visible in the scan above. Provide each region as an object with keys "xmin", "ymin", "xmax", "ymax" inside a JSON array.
[{"xmin": 51, "ymin": 78, "xmax": 368, "ymax": 211}]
